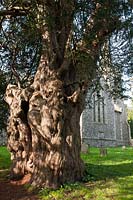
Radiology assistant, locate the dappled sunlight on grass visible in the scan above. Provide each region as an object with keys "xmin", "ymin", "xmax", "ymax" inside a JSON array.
[
  {"xmin": 39, "ymin": 183, "xmax": 92, "ymax": 200},
  {"xmin": 116, "ymin": 176, "xmax": 133, "ymax": 200}
]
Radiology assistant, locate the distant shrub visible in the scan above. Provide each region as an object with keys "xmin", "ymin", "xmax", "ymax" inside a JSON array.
[{"xmin": 128, "ymin": 107, "xmax": 133, "ymax": 138}]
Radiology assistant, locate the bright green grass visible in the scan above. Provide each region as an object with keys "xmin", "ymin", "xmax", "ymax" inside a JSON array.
[
  {"xmin": 39, "ymin": 147, "xmax": 133, "ymax": 200},
  {"xmin": 0, "ymin": 146, "xmax": 11, "ymax": 169},
  {"xmin": 0, "ymin": 146, "xmax": 11, "ymax": 180}
]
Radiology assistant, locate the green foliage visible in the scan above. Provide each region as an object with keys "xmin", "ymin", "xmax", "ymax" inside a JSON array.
[
  {"xmin": 127, "ymin": 106, "xmax": 133, "ymax": 138},
  {"xmin": 129, "ymin": 119, "xmax": 133, "ymax": 138},
  {"xmin": 0, "ymin": 71, "xmax": 8, "ymax": 131},
  {"xmin": 0, "ymin": 0, "xmax": 132, "ymax": 90},
  {"xmin": 0, "ymin": 11, "xmax": 42, "ymax": 86}
]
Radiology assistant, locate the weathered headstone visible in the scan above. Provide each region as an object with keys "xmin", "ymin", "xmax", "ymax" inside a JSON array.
[
  {"xmin": 81, "ymin": 143, "xmax": 89, "ymax": 153},
  {"xmin": 99, "ymin": 147, "xmax": 107, "ymax": 156}
]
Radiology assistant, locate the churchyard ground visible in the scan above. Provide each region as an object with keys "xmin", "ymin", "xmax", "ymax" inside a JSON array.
[{"xmin": 0, "ymin": 146, "xmax": 133, "ymax": 200}]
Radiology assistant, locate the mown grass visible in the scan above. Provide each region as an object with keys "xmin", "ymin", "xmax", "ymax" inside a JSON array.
[
  {"xmin": 1, "ymin": 146, "xmax": 133, "ymax": 199},
  {"xmin": 39, "ymin": 147, "xmax": 133, "ymax": 200},
  {"xmin": 0, "ymin": 146, "xmax": 11, "ymax": 169},
  {"xmin": 0, "ymin": 146, "xmax": 11, "ymax": 180}
]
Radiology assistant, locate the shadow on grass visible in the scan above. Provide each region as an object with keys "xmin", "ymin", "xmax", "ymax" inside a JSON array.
[
  {"xmin": 0, "ymin": 169, "xmax": 9, "ymax": 181},
  {"xmin": 83, "ymin": 162, "xmax": 133, "ymax": 200},
  {"xmin": 84, "ymin": 162, "xmax": 133, "ymax": 181}
]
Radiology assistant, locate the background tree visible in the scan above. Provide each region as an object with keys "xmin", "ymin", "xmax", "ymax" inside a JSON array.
[
  {"xmin": 127, "ymin": 99, "xmax": 133, "ymax": 138},
  {"xmin": 0, "ymin": 70, "xmax": 8, "ymax": 131},
  {"xmin": 0, "ymin": 0, "xmax": 133, "ymax": 188}
]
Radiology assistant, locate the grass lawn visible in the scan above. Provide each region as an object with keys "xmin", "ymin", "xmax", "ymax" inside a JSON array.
[
  {"xmin": 0, "ymin": 146, "xmax": 11, "ymax": 169},
  {"xmin": 39, "ymin": 147, "xmax": 133, "ymax": 200},
  {"xmin": 1, "ymin": 146, "xmax": 133, "ymax": 199},
  {"xmin": 0, "ymin": 146, "xmax": 11, "ymax": 180}
]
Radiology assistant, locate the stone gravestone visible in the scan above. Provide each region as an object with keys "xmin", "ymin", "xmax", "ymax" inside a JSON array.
[
  {"xmin": 81, "ymin": 143, "xmax": 89, "ymax": 153},
  {"xmin": 99, "ymin": 147, "xmax": 107, "ymax": 156},
  {"xmin": 99, "ymin": 132, "xmax": 107, "ymax": 156}
]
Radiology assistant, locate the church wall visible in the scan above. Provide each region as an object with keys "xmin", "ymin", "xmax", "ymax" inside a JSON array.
[
  {"xmin": 115, "ymin": 100, "xmax": 130, "ymax": 145},
  {"xmin": 81, "ymin": 90, "xmax": 130, "ymax": 147}
]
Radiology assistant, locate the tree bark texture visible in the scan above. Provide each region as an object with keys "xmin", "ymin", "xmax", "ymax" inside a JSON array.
[
  {"xmin": 5, "ymin": 59, "xmax": 85, "ymax": 188},
  {"xmin": 5, "ymin": 85, "xmax": 33, "ymax": 179}
]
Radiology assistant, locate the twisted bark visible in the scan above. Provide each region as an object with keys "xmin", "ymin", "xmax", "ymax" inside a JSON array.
[
  {"xmin": 5, "ymin": 59, "xmax": 85, "ymax": 188},
  {"xmin": 5, "ymin": 85, "xmax": 32, "ymax": 179}
]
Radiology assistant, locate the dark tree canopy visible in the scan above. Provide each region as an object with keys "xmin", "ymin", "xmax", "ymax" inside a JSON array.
[
  {"xmin": 0, "ymin": 0, "xmax": 132, "ymax": 89},
  {"xmin": 0, "ymin": 0, "xmax": 133, "ymax": 189},
  {"xmin": 0, "ymin": 70, "xmax": 8, "ymax": 130}
]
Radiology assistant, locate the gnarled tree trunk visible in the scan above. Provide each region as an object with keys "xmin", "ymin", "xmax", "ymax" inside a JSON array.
[
  {"xmin": 5, "ymin": 85, "xmax": 33, "ymax": 179},
  {"xmin": 5, "ymin": 59, "xmax": 85, "ymax": 188},
  {"xmin": 4, "ymin": 0, "xmax": 113, "ymax": 189}
]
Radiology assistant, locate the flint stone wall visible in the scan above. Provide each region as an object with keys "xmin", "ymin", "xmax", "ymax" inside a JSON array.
[{"xmin": 80, "ymin": 91, "xmax": 131, "ymax": 147}]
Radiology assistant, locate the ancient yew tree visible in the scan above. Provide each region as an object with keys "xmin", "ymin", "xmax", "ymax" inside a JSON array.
[{"xmin": 0, "ymin": 0, "xmax": 132, "ymax": 188}]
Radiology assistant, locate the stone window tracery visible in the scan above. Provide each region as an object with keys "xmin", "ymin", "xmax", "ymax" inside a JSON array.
[{"xmin": 93, "ymin": 91, "xmax": 105, "ymax": 123}]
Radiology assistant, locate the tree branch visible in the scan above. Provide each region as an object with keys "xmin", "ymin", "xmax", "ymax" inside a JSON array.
[
  {"xmin": 45, "ymin": 0, "xmax": 75, "ymax": 68},
  {"xmin": 84, "ymin": 2, "xmax": 120, "ymax": 54},
  {"xmin": 0, "ymin": 9, "xmax": 28, "ymax": 17}
]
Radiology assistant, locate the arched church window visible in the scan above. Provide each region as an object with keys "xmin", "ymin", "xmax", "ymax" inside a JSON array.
[{"xmin": 93, "ymin": 91, "xmax": 105, "ymax": 123}]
